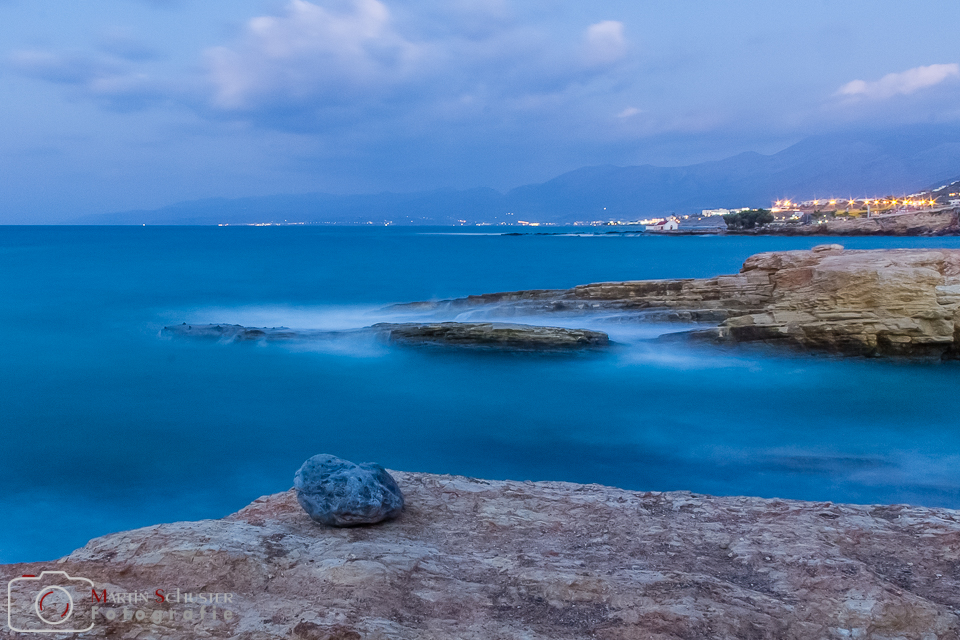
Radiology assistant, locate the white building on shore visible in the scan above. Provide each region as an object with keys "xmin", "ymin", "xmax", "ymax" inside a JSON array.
[{"xmin": 645, "ymin": 218, "xmax": 679, "ymax": 231}]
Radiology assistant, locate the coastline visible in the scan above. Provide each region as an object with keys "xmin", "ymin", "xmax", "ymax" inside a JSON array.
[
  {"xmin": 687, "ymin": 208, "xmax": 959, "ymax": 237},
  {"xmin": 393, "ymin": 245, "xmax": 960, "ymax": 359}
]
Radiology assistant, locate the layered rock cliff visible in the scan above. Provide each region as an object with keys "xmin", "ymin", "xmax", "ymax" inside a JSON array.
[
  {"xmin": 396, "ymin": 245, "xmax": 960, "ymax": 358},
  {"xmin": 4, "ymin": 472, "xmax": 959, "ymax": 639}
]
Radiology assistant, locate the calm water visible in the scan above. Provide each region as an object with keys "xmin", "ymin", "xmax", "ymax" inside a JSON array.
[{"xmin": 3, "ymin": 226, "xmax": 960, "ymax": 562}]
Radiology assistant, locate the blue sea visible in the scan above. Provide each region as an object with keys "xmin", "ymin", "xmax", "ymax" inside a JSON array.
[{"xmin": 3, "ymin": 226, "xmax": 960, "ymax": 563}]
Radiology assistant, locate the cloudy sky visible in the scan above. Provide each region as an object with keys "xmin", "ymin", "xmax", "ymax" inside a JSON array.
[{"xmin": 3, "ymin": 0, "xmax": 960, "ymax": 222}]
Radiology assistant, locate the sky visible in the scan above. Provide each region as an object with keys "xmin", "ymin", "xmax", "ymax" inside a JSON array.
[{"xmin": 2, "ymin": 1, "xmax": 960, "ymax": 222}]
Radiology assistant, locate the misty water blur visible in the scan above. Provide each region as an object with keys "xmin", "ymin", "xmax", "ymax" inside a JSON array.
[{"xmin": 2, "ymin": 226, "xmax": 960, "ymax": 562}]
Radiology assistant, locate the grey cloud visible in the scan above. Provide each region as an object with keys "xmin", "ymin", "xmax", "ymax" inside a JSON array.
[
  {"xmin": 837, "ymin": 64, "xmax": 960, "ymax": 101},
  {"xmin": 581, "ymin": 21, "xmax": 627, "ymax": 67},
  {"xmin": 205, "ymin": 0, "xmax": 422, "ymax": 111},
  {"xmin": 131, "ymin": 0, "xmax": 187, "ymax": 8},
  {"xmin": 202, "ymin": 0, "xmax": 635, "ymax": 132},
  {"xmin": 98, "ymin": 30, "xmax": 164, "ymax": 61},
  {"xmin": 8, "ymin": 50, "xmax": 111, "ymax": 84},
  {"xmin": 5, "ymin": 1, "xmax": 658, "ymax": 146},
  {"xmin": 394, "ymin": 0, "xmax": 515, "ymax": 41},
  {"xmin": 8, "ymin": 49, "xmax": 169, "ymax": 111}
]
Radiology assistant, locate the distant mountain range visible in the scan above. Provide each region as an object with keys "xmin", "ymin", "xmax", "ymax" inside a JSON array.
[{"xmin": 77, "ymin": 125, "xmax": 960, "ymax": 225}]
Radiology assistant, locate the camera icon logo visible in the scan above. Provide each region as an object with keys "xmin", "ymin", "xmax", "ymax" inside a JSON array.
[{"xmin": 7, "ymin": 571, "xmax": 96, "ymax": 633}]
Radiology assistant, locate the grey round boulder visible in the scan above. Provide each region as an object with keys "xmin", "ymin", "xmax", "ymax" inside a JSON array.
[{"xmin": 294, "ymin": 454, "xmax": 404, "ymax": 526}]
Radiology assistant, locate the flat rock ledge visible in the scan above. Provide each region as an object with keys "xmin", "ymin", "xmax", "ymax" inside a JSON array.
[
  {"xmin": 162, "ymin": 322, "xmax": 609, "ymax": 351},
  {"xmin": 371, "ymin": 322, "xmax": 608, "ymax": 350},
  {"xmin": 394, "ymin": 246, "xmax": 960, "ymax": 358},
  {"xmin": 4, "ymin": 472, "xmax": 959, "ymax": 640}
]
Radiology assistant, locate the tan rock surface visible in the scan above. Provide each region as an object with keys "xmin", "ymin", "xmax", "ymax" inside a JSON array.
[
  {"xmin": 3, "ymin": 472, "xmax": 960, "ymax": 639},
  {"xmin": 395, "ymin": 247, "xmax": 960, "ymax": 357},
  {"xmin": 718, "ymin": 246, "xmax": 960, "ymax": 356}
]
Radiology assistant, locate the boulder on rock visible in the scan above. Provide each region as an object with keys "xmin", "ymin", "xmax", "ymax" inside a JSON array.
[{"xmin": 294, "ymin": 454, "xmax": 404, "ymax": 526}]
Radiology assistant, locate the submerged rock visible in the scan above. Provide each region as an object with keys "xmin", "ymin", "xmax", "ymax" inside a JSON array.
[
  {"xmin": 294, "ymin": 454, "xmax": 404, "ymax": 526},
  {"xmin": 161, "ymin": 323, "xmax": 304, "ymax": 341}
]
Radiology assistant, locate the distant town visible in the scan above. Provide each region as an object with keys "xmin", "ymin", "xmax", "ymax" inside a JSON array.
[
  {"xmin": 211, "ymin": 178, "xmax": 960, "ymax": 229},
  {"xmin": 505, "ymin": 178, "xmax": 960, "ymax": 232}
]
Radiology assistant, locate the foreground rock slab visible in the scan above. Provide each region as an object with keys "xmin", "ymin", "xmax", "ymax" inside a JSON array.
[
  {"xmin": 3, "ymin": 472, "xmax": 959, "ymax": 639},
  {"xmin": 395, "ymin": 246, "xmax": 960, "ymax": 358}
]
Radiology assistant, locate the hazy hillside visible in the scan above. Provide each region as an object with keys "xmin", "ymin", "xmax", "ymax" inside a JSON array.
[
  {"xmin": 505, "ymin": 127, "xmax": 960, "ymax": 221},
  {"xmin": 80, "ymin": 189, "xmax": 503, "ymax": 226},
  {"xmin": 77, "ymin": 125, "xmax": 960, "ymax": 225}
]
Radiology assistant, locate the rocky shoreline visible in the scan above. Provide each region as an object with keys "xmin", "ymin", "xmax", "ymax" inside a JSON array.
[
  {"xmin": 3, "ymin": 472, "xmax": 959, "ymax": 639},
  {"xmin": 397, "ymin": 245, "xmax": 960, "ymax": 358},
  {"xmin": 734, "ymin": 210, "xmax": 960, "ymax": 236},
  {"xmin": 165, "ymin": 246, "xmax": 960, "ymax": 358}
]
